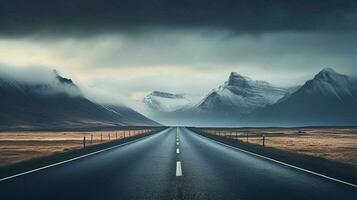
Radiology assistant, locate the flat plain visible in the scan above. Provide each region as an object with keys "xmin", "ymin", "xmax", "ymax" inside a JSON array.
[
  {"xmin": 202, "ymin": 128, "xmax": 357, "ymax": 166},
  {"xmin": 0, "ymin": 130, "xmax": 148, "ymax": 167}
]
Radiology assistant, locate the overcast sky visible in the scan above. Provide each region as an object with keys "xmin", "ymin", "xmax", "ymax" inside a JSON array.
[{"xmin": 1, "ymin": 0, "xmax": 357, "ymax": 106}]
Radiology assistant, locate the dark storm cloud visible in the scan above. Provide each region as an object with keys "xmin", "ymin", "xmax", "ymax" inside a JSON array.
[{"xmin": 0, "ymin": 0, "xmax": 357, "ymax": 36}]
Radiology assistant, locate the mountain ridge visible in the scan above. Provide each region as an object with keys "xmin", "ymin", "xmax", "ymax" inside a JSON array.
[
  {"xmin": 195, "ymin": 71, "xmax": 292, "ymax": 116},
  {"xmin": 142, "ymin": 72, "xmax": 295, "ymax": 126},
  {"xmin": 141, "ymin": 68, "xmax": 356, "ymax": 127},
  {"xmin": 242, "ymin": 68, "xmax": 357, "ymax": 126},
  {"xmin": 0, "ymin": 70, "xmax": 159, "ymax": 130}
]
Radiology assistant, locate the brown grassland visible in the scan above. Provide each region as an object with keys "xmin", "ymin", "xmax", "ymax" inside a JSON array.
[
  {"xmin": 201, "ymin": 128, "xmax": 357, "ymax": 166},
  {"xmin": 0, "ymin": 130, "xmax": 150, "ymax": 167}
]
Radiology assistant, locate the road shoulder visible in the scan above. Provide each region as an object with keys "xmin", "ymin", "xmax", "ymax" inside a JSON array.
[
  {"xmin": 0, "ymin": 130, "xmax": 162, "ymax": 179},
  {"xmin": 189, "ymin": 127, "xmax": 357, "ymax": 186}
]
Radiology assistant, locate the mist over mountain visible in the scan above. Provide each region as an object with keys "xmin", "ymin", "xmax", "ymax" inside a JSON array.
[
  {"xmin": 0, "ymin": 69, "xmax": 159, "ymax": 130},
  {"xmin": 242, "ymin": 68, "xmax": 357, "ymax": 126}
]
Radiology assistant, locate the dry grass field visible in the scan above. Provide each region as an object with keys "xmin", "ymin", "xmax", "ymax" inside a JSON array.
[
  {"xmin": 0, "ymin": 129, "xmax": 152, "ymax": 167},
  {"xmin": 201, "ymin": 128, "xmax": 357, "ymax": 166}
]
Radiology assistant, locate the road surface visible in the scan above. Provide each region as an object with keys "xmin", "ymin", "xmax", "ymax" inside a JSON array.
[{"xmin": 0, "ymin": 127, "xmax": 356, "ymax": 200}]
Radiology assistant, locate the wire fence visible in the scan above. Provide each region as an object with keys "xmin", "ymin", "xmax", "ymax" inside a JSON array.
[
  {"xmin": 81, "ymin": 128, "xmax": 161, "ymax": 148},
  {"xmin": 0, "ymin": 128, "xmax": 163, "ymax": 166},
  {"xmin": 196, "ymin": 127, "xmax": 357, "ymax": 166},
  {"xmin": 199, "ymin": 128, "xmax": 268, "ymax": 146}
]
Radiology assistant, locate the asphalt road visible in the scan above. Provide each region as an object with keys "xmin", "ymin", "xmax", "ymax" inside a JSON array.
[{"xmin": 0, "ymin": 127, "xmax": 356, "ymax": 200}]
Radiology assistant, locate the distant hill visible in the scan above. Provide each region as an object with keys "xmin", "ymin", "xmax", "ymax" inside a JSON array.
[
  {"xmin": 242, "ymin": 68, "xmax": 357, "ymax": 126},
  {"xmin": 0, "ymin": 70, "xmax": 159, "ymax": 130},
  {"xmin": 143, "ymin": 91, "xmax": 191, "ymax": 112}
]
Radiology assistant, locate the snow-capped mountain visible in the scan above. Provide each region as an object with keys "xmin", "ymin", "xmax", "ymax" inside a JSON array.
[
  {"xmin": 243, "ymin": 68, "xmax": 357, "ymax": 126},
  {"xmin": 141, "ymin": 72, "xmax": 295, "ymax": 126},
  {"xmin": 0, "ymin": 70, "xmax": 159, "ymax": 130},
  {"xmin": 143, "ymin": 91, "xmax": 191, "ymax": 112},
  {"xmin": 196, "ymin": 72, "xmax": 292, "ymax": 117}
]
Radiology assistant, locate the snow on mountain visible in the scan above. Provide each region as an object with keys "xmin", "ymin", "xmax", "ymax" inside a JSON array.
[
  {"xmin": 143, "ymin": 91, "xmax": 191, "ymax": 112},
  {"xmin": 303, "ymin": 68, "xmax": 357, "ymax": 102},
  {"xmin": 196, "ymin": 72, "xmax": 291, "ymax": 116},
  {"xmin": 243, "ymin": 68, "xmax": 357, "ymax": 126},
  {"xmin": 141, "ymin": 73, "xmax": 295, "ymax": 126}
]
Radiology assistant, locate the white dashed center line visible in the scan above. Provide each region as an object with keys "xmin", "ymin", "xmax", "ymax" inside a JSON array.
[
  {"xmin": 175, "ymin": 128, "xmax": 182, "ymax": 177},
  {"xmin": 176, "ymin": 161, "xmax": 182, "ymax": 176}
]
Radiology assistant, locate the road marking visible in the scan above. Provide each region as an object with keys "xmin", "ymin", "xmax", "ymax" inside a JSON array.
[
  {"xmin": 177, "ymin": 142, "xmax": 179, "ymax": 146},
  {"xmin": 0, "ymin": 129, "xmax": 166, "ymax": 182},
  {"xmin": 176, "ymin": 161, "xmax": 182, "ymax": 176},
  {"xmin": 176, "ymin": 148, "xmax": 180, "ymax": 154},
  {"xmin": 190, "ymin": 129, "xmax": 357, "ymax": 189},
  {"xmin": 176, "ymin": 138, "xmax": 179, "ymax": 142}
]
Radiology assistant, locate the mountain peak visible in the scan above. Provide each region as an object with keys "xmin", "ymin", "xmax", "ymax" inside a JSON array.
[
  {"xmin": 150, "ymin": 91, "xmax": 184, "ymax": 99},
  {"xmin": 227, "ymin": 72, "xmax": 251, "ymax": 87},
  {"xmin": 229, "ymin": 72, "xmax": 243, "ymax": 77},
  {"xmin": 314, "ymin": 67, "xmax": 343, "ymax": 83},
  {"xmin": 53, "ymin": 70, "xmax": 78, "ymax": 88},
  {"xmin": 320, "ymin": 67, "xmax": 336, "ymax": 74}
]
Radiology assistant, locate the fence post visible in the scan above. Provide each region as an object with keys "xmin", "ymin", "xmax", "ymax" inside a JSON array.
[
  {"xmin": 91, "ymin": 134, "xmax": 93, "ymax": 144},
  {"xmin": 108, "ymin": 133, "xmax": 111, "ymax": 140},
  {"xmin": 101, "ymin": 133, "xmax": 103, "ymax": 143},
  {"xmin": 263, "ymin": 134, "xmax": 265, "ymax": 147},
  {"xmin": 83, "ymin": 136, "xmax": 86, "ymax": 148},
  {"xmin": 116, "ymin": 132, "xmax": 118, "ymax": 139},
  {"xmin": 246, "ymin": 133, "xmax": 248, "ymax": 143}
]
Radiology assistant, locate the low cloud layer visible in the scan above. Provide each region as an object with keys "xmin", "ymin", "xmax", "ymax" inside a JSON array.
[
  {"xmin": 1, "ymin": 31, "xmax": 356, "ymax": 84},
  {"xmin": 0, "ymin": 63, "xmax": 53, "ymax": 84}
]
